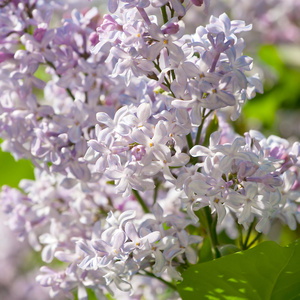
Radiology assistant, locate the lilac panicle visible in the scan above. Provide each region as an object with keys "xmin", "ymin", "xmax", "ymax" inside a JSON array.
[{"xmin": 0, "ymin": 1, "xmax": 299, "ymax": 299}]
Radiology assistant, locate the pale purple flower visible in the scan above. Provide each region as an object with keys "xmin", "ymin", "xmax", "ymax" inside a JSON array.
[
  {"xmin": 131, "ymin": 120, "xmax": 170, "ymax": 166},
  {"xmin": 206, "ymin": 13, "xmax": 252, "ymax": 41},
  {"xmin": 96, "ymin": 105, "xmax": 131, "ymax": 136},
  {"xmin": 151, "ymin": 0, "xmax": 186, "ymax": 16},
  {"xmin": 124, "ymin": 221, "xmax": 161, "ymax": 251},
  {"xmin": 105, "ymin": 162, "xmax": 155, "ymax": 197},
  {"xmin": 110, "ymin": 47, "xmax": 154, "ymax": 86},
  {"xmin": 227, "ymin": 184, "xmax": 258, "ymax": 225},
  {"xmin": 91, "ymin": 230, "xmax": 127, "ymax": 266},
  {"xmin": 147, "ymin": 22, "xmax": 185, "ymax": 61}
]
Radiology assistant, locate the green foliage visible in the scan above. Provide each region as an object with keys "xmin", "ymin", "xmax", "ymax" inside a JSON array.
[
  {"xmin": 0, "ymin": 147, "xmax": 34, "ymax": 188},
  {"xmin": 243, "ymin": 45, "xmax": 300, "ymax": 134},
  {"xmin": 203, "ymin": 113, "xmax": 219, "ymax": 147},
  {"xmin": 177, "ymin": 239, "xmax": 300, "ymax": 300},
  {"xmin": 218, "ymin": 244, "xmax": 240, "ymax": 256}
]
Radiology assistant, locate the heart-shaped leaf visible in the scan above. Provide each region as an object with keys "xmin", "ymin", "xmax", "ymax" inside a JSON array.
[{"xmin": 178, "ymin": 240, "xmax": 300, "ymax": 300}]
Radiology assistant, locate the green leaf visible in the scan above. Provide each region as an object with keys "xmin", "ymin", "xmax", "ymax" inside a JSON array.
[
  {"xmin": 177, "ymin": 239, "xmax": 300, "ymax": 300},
  {"xmin": 203, "ymin": 114, "xmax": 218, "ymax": 147},
  {"xmin": 218, "ymin": 244, "xmax": 240, "ymax": 256}
]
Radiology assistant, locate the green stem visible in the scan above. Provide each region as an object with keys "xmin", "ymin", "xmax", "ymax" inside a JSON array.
[
  {"xmin": 132, "ymin": 189, "xmax": 150, "ymax": 213},
  {"xmin": 186, "ymin": 133, "xmax": 193, "ymax": 150},
  {"xmin": 163, "ymin": 77, "xmax": 176, "ymax": 98},
  {"xmin": 195, "ymin": 115, "xmax": 205, "ymax": 146},
  {"xmin": 46, "ymin": 60, "xmax": 75, "ymax": 100},
  {"xmin": 204, "ymin": 206, "xmax": 221, "ymax": 258},
  {"xmin": 171, "ymin": 8, "xmax": 175, "ymax": 18},
  {"xmin": 243, "ymin": 221, "xmax": 255, "ymax": 249},
  {"xmin": 171, "ymin": 69, "xmax": 176, "ymax": 81},
  {"xmin": 153, "ymin": 62, "xmax": 175, "ymax": 98},
  {"xmin": 161, "ymin": 5, "xmax": 168, "ymax": 24},
  {"xmin": 153, "ymin": 60, "xmax": 162, "ymax": 73},
  {"xmin": 195, "ymin": 110, "xmax": 213, "ymax": 146},
  {"xmin": 246, "ymin": 232, "xmax": 262, "ymax": 249},
  {"xmin": 142, "ymin": 270, "xmax": 177, "ymax": 290},
  {"xmin": 66, "ymin": 87, "xmax": 75, "ymax": 100},
  {"xmin": 237, "ymin": 223, "xmax": 244, "ymax": 250},
  {"xmin": 153, "ymin": 180, "xmax": 160, "ymax": 204}
]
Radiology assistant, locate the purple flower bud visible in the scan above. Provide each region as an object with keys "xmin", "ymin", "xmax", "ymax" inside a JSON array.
[
  {"xmin": 246, "ymin": 173, "xmax": 283, "ymax": 192},
  {"xmin": 191, "ymin": 0, "xmax": 203, "ymax": 6},
  {"xmin": 270, "ymin": 145, "xmax": 287, "ymax": 160},
  {"xmin": 0, "ymin": 52, "xmax": 14, "ymax": 63},
  {"xmin": 33, "ymin": 27, "xmax": 47, "ymax": 43},
  {"xmin": 237, "ymin": 161, "xmax": 259, "ymax": 180},
  {"xmin": 131, "ymin": 145, "xmax": 146, "ymax": 161},
  {"xmin": 89, "ymin": 32, "xmax": 99, "ymax": 46},
  {"xmin": 98, "ymin": 14, "xmax": 123, "ymax": 33},
  {"xmin": 162, "ymin": 23, "xmax": 180, "ymax": 35}
]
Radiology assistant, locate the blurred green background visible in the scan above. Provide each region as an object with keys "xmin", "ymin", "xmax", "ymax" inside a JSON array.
[
  {"xmin": 0, "ymin": 147, "xmax": 34, "ymax": 188},
  {"xmin": 236, "ymin": 44, "xmax": 300, "ymax": 138}
]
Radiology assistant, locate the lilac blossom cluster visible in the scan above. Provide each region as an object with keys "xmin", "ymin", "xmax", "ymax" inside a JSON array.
[
  {"xmin": 0, "ymin": 0, "xmax": 300, "ymax": 299},
  {"xmin": 184, "ymin": 0, "xmax": 300, "ymax": 46},
  {"xmin": 0, "ymin": 213, "xmax": 61, "ymax": 300},
  {"xmin": 209, "ymin": 0, "xmax": 300, "ymax": 44}
]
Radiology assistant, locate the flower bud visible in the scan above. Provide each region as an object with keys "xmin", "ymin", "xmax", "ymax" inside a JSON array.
[
  {"xmin": 191, "ymin": 0, "xmax": 203, "ymax": 6},
  {"xmin": 33, "ymin": 27, "xmax": 47, "ymax": 42},
  {"xmin": 98, "ymin": 14, "xmax": 123, "ymax": 33},
  {"xmin": 89, "ymin": 32, "xmax": 99, "ymax": 46},
  {"xmin": 0, "ymin": 52, "xmax": 14, "ymax": 63},
  {"xmin": 131, "ymin": 145, "xmax": 146, "ymax": 161},
  {"xmin": 162, "ymin": 23, "xmax": 179, "ymax": 35}
]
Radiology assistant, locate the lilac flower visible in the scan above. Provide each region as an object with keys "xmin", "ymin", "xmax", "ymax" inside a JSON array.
[
  {"xmin": 103, "ymin": 261, "xmax": 132, "ymax": 292},
  {"xmin": 151, "ymin": 0, "xmax": 186, "ymax": 16},
  {"xmin": 91, "ymin": 230, "xmax": 127, "ymax": 267},
  {"xmin": 105, "ymin": 161, "xmax": 155, "ymax": 196},
  {"xmin": 21, "ymin": 29, "xmax": 56, "ymax": 62},
  {"xmin": 96, "ymin": 105, "xmax": 131, "ymax": 136},
  {"xmin": 206, "ymin": 13, "xmax": 252, "ymax": 41},
  {"xmin": 84, "ymin": 127, "xmax": 119, "ymax": 173},
  {"xmin": 227, "ymin": 184, "xmax": 259, "ymax": 226},
  {"xmin": 122, "ymin": 21, "xmax": 146, "ymax": 49},
  {"xmin": 109, "ymin": 47, "xmax": 154, "ymax": 86},
  {"xmin": 131, "ymin": 120, "xmax": 170, "ymax": 166},
  {"xmin": 220, "ymin": 47, "xmax": 253, "ymax": 90},
  {"xmin": 106, "ymin": 210, "xmax": 137, "ymax": 231},
  {"xmin": 124, "ymin": 221, "xmax": 161, "ymax": 251},
  {"xmin": 214, "ymin": 136, "xmax": 257, "ymax": 172},
  {"xmin": 108, "ymin": 0, "xmax": 119, "ymax": 13},
  {"xmin": 122, "ymin": 0, "xmax": 150, "ymax": 10},
  {"xmin": 91, "ymin": 14, "xmax": 124, "ymax": 54},
  {"xmin": 1, "ymin": 1, "xmax": 299, "ymax": 299},
  {"xmin": 76, "ymin": 239, "xmax": 101, "ymax": 270},
  {"xmin": 147, "ymin": 22, "xmax": 185, "ymax": 61},
  {"xmin": 206, "ymin": 32, "xmax": 234, "ymax": 72},
  {"xmin": 11, "ymin": 62, "xmax": 46, "ymax": 96}
]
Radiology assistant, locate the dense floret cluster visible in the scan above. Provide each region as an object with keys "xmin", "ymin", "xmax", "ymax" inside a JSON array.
[{"xmin": 0, "ymin": 0, "xmax": 299, "ymax": 299}]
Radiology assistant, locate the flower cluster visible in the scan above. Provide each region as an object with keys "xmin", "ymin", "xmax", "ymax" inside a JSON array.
[
  {"xmin": 184, "ymin": 129, "xmax": 300, "ymax": 232},
  {"xmin": 209, "ymin": 0, "xmax": 300, "ymax": 44},
  {"xmin": 0, "ymin": 0, "xmax": 299, "ymax": 299}
]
